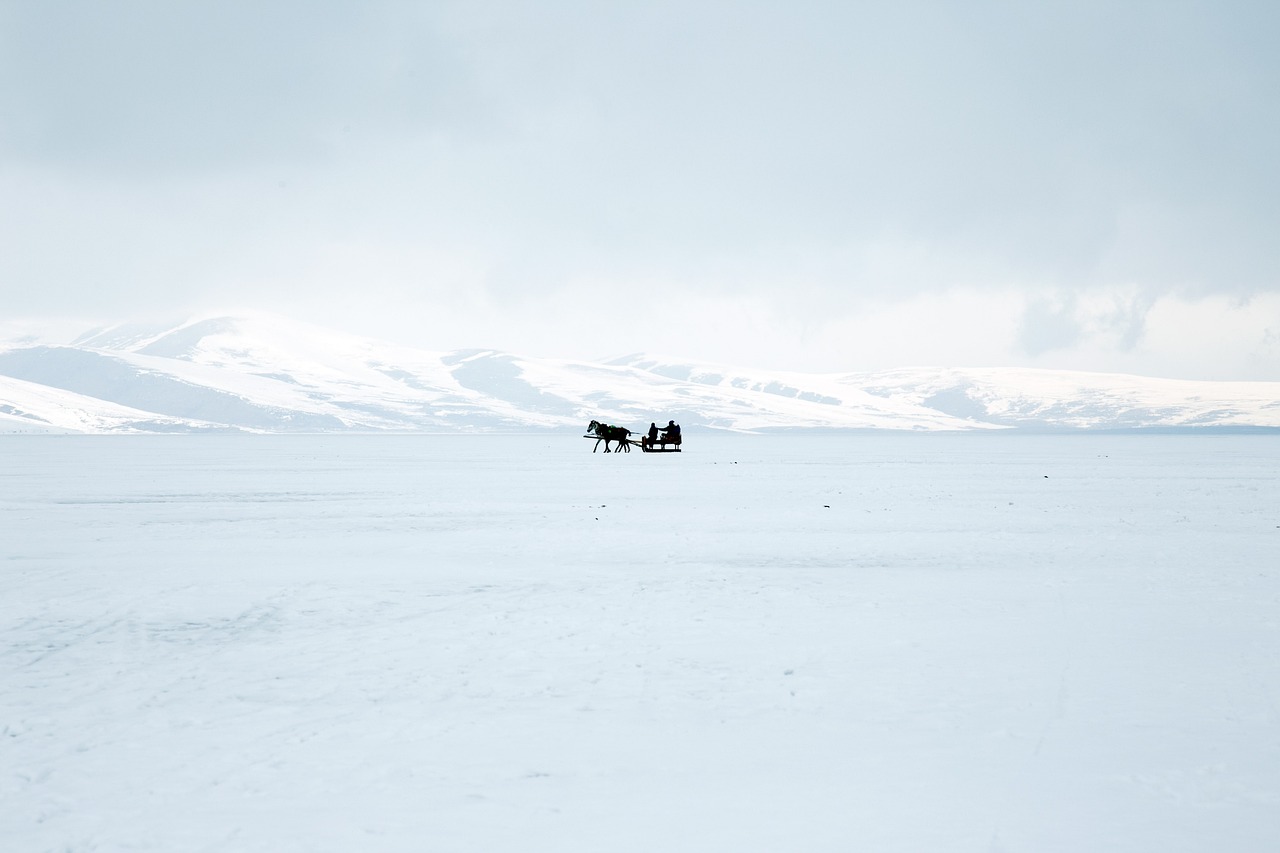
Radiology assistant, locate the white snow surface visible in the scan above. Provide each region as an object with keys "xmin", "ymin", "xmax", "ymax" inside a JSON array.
[
  {"xmin": 4, "ymin": 433, "xmax": 1279, "ymax": 852},
  {"xmin": 0, "ymin": 375, "xmax": 223, "ymax": 434},
  {"xmin": 3, "ymin": 313, "xmax": 1279, "ymax": 432}
]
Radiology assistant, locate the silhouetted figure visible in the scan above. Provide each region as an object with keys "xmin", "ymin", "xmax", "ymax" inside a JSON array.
[
  {"xmin": 659, "ymin": 420, "xmax": 681, "ymax": 449},
  {"xmin": 644, "ymin": 422, "xmax": 659, "ymax": 450}
]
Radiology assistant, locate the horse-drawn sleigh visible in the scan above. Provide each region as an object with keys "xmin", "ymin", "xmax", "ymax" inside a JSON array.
[{"xmin": 585, "ymin": 420, "xmax": 682, "ymax": 453}]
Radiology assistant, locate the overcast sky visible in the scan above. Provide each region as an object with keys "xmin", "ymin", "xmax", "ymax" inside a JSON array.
[{"xmin": 2, "ymin": 1, "xmax": 1278, "ymax": 378}]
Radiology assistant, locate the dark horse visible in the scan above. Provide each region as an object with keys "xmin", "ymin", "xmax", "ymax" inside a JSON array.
[{"xmin": 588, "ymin": 419, "xmax": 633, "ymax": 453}]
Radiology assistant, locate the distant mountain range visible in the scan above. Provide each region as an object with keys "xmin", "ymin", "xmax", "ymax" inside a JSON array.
[{"xmin": 1, "ymin": 314, "xmax": 1277, "ymax": 434}]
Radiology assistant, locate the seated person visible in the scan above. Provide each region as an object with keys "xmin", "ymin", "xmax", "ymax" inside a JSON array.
[
  {"xmin": 644, "ymin": 422, "xmax": 659, "ymax": 450},
  {"xmin": 659, "ymin": 420, "xmax": 681, "ymax": 446}
]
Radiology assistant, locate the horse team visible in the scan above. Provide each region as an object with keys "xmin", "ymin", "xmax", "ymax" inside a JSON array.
[{"xmin": 587, "ymin": 419, "xmax": 634, "ymax": 453}]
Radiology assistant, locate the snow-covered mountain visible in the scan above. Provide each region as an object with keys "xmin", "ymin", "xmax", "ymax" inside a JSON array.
[{"xmin": 1, "ymin": 314, "xmax": 1277, "ymax": 434}]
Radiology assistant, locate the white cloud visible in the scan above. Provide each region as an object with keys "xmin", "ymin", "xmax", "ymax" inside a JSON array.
[{"xmin": 2, "ymin": 2, "xmax": 1279, "ymax": 378}]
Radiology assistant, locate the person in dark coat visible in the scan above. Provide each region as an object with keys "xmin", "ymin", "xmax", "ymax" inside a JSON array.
[
  {"xmin": 645, "ymin": 422, "xmax": 660, "ymax": 450},
  {"xmin": 660, "ymin": 420, "xmax": 681, "ymax": 446}
]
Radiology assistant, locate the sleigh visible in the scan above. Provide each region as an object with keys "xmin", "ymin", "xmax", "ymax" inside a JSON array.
[{"xmin": 639, "ymin": 433, "xmax": 681, "ymax": 452}]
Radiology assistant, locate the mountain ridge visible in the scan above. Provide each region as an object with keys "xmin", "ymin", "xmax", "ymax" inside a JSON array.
[{"xmin": 2, "ymin": 313, "xmax": 1277, "ymax": 434}]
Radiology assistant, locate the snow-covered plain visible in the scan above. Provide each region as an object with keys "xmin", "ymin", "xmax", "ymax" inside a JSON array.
[{"xmin": 3, "ymin": 433, "xmax": 1279, "ymax": 852}]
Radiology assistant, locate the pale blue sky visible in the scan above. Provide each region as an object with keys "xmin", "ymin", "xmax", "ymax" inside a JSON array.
[{"xmin": 2, "ymin": 1, "xmax": 1278, "ymax": 378}]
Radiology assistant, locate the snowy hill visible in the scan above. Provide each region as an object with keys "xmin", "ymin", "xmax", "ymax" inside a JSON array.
[{"xmin": 1, "ymin": 314, "xmax": 1277, "ymax": 433}]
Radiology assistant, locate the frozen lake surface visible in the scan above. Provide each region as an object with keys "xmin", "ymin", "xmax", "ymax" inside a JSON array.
[{"xmin": 3, "ymin": 433, "xmax": 1279, "ymax": 852}]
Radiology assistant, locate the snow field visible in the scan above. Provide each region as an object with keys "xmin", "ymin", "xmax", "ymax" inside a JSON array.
[{"xmin": 3, "ymin": 433, "xmax": 1279, "ymax": 852}]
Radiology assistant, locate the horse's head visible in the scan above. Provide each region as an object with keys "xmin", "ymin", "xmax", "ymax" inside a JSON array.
[{"xmin": 588, "ymin": 419, "xmax": 602, "ymax": 433}]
